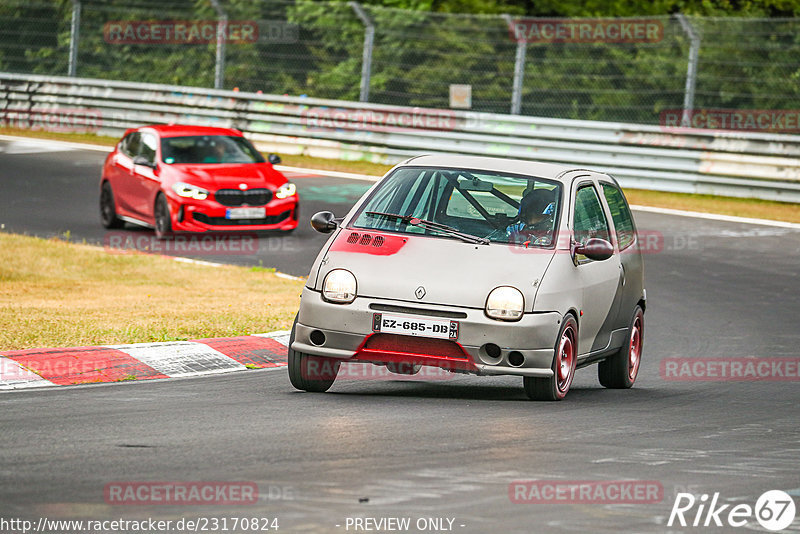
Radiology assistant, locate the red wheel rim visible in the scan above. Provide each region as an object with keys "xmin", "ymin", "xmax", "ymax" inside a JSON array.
[
  {"xmin": 628, "ymin": 315, "xmax": 642, "ymax": 381},
  {"xmin": 557, "ymin": 325, "xmax": 575, "ymax": 393}
]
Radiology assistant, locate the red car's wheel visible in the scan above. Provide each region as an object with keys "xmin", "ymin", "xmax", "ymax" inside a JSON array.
[
  {"xmin": 154, "ymin": 193, "xmax": 172, "ymax": 240},
  {"xmin": 524, "ymin": 315, "xmax": 578, "ymax": 401},
  {"xmin": 100, "ymin": 182, "xmax": 123, "ymax": 229},
  {"xmin": 599, "ymin": 306, "xmax": 644, "ymax": 389}
]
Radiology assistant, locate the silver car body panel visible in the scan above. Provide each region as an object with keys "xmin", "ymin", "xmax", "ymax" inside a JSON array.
[{"xmin": 296, "ymin": 154, "xmax": 646, "ymax": 377}]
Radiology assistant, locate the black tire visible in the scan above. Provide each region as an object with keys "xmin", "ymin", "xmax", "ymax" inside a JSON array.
[
  {"xmin": 524, "ymin": 315, "xmax": 578, "ymax": 401},
  {"xmin": 599, "ymin": 306, "xmax": 644, "ymax": 389},
  {"xmin": 100, "ymin": 181, "xmax": 124, "ymax": 229},
  {"xmin": 154, "ymin": 193, "xmax": 172, "ymax": 240},
  {"xmin": 287, "ymin": 315, "xmax": 339, "ymax": 392}
]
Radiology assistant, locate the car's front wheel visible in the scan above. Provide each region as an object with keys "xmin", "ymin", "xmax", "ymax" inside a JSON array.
[
  {"xmin": 598, "ymin": 305, "xmax": 644, "ymax": 389},
  {"xmin": 287, "ymin": 317, "xmax": 339, "ymax": 392},
  {"xmin": 100, "ymin": 181, "xmax": 123, "ymax": 229},
  {"xmin": 523, "ymin": 315, "xmax": 578, "ymax": 401},
  {"xmin": 154, "ymin": 193, "xmax": 172, "ymax": 239}
]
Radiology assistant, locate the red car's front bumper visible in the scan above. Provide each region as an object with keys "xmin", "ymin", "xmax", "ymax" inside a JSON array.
[{"xmin": 166, "ymin": 194, "xmax": 298, "ymax": 232}]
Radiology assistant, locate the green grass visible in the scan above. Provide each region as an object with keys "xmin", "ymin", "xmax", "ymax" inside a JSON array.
[{"xmin": 0, "ymin": 232, "xmax": 304, "ymax": 350}]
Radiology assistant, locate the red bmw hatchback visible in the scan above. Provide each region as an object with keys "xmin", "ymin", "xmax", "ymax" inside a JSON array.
[{"xmin": 99, "ymin": 125, "xmax": 298, "ymax": 237}]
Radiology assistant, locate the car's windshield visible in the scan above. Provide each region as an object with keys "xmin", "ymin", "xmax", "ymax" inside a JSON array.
[
  {"xmin": 160, "ymin": 135, "xmax": 265, "ymax": 165},
  {"xmin": 351, "ymin": 167, "xmax": 562, "ymax": 247}
]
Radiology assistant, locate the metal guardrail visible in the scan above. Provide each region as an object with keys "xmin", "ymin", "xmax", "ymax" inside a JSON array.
[{"xmin": 2, "ymin": 72, "xmax": 800, "ymax": 202}]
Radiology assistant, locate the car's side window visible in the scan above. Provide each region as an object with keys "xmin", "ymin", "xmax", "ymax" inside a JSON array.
[
  {"xmin": 602, "ymin": 183, "xmax": 635, "ymax": 251},
  {"xmin": 140, "ymin": 133, "xmax": 157, "ymax": 165},
  {"xmin": 123, "ymin": 133, "xmax": 141, "ymax": 158},
  {"xmin": 573, "ymin": 185, "xmax": 611, "ymax": 259}
]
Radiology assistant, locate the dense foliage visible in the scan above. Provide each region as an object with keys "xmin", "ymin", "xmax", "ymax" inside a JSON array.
[{"xmin": 1, "ymin": 0, "xmax": 798, "ymax": 123}]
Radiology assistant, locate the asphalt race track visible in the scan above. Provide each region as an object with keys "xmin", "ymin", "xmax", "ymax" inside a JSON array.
[{"xmin": 1, "ymin": 137, "xmax": 800, "ymax": 533}]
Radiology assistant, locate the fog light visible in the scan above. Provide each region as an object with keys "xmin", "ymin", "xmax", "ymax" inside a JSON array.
[
  {"xmin": 508, "ymin": 351, "xmax": 525, "ymax": 367},
  {"xmin": 309, "ymin": 330, "xmax": 326, "ymax": 346}
]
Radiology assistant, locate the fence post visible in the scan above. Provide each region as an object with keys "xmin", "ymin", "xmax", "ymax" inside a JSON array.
[
  {"xmin": 675, "ymin": 14, "xmax": 700, "ymax": 128},
  {"xmin": 68, "ymin": 0, "xmax": 81, "ymax": 77},
  {"xmin": 209, "ymin": 0, "xmax": 227, "ymax": 90},
  {"xmin": 503, "ymin": 15, "xmax": 526, "ymax": 115},
  {"xmin": 349, "ymin": 2, "xmax": 374, "ymax": 103}
]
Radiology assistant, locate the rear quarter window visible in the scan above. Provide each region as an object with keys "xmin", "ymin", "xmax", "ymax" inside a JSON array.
[{"xmin": 602, "ymin": 183, "xmax": 636, "ymax": 250}]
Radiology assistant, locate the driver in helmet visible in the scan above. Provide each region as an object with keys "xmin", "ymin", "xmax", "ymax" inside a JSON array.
[{"xmin": 506, "ymin": 188, "xmax": 556, "ymax": 246}]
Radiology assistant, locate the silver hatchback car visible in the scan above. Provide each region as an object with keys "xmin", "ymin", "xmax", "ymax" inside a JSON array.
[{"xmin": 289, "ymin": 155, "xmax": 645, "ymax": 400}]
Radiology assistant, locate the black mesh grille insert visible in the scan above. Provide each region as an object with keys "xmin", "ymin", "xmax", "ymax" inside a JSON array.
[{"xmin": 214, "ymin": 188, "xmax": 272, "ymax": 207}]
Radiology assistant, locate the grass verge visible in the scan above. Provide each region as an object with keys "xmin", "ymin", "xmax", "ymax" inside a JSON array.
[
  {"xmin": 0, "ymin": 232, "xmax": 303, "ymax": 351},
  {"xmin": 2, "ymin": 127, "xmax": 798, "ymax": 223}
]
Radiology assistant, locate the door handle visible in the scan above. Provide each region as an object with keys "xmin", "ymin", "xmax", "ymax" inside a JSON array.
[{"xmin": 620, "ymin": 263, "xmax": 626, "ymax": 286}]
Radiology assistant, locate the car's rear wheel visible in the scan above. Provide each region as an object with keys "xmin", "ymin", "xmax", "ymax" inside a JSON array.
[
  {"xmin": 287, "ymin": 316, "xmax": 339, "ymax": 392},
  {"xmin": 523, "ymin": 315, "xmax": 578, "ymax": 401},
  {"xmin": 100, "ymin": 182, "xmax": 123, "ymax": 229},
  {"xmin": 154, "ymin": 193, "xmax": 172, "ymax": 239},
  {"xmin": 598, "ymin": 306, "xmax": 644, "ymax": 389}
]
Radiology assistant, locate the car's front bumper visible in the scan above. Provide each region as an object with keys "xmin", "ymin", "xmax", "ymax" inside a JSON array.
[
  {"xmin": 293, "ymin": 287, "xmax": 561, "ymax": 378},
  {"xmin": 166, "ymin": 194, "xmax": 298, "ymax": 232}
]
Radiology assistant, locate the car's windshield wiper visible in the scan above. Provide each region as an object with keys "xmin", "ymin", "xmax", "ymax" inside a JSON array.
[{"xmin": 365, "ymin": 211, "xmax": 489, "ymax": 245}]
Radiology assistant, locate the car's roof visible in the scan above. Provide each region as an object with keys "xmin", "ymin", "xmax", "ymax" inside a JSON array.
[
  {"xmin": 397, "ymin": 154, "xmax": 601, "ymax": 182},
  {"xmin": 136, "ymin": 124, "xmax": 243, "ymax": 138}
]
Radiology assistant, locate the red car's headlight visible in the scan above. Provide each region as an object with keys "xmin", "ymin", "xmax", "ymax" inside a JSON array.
[
  {"xmin": 172, "ymin": 182, "xmax": 209, "ymax": 200},
  {"xmin": 275, "ymin": 182, "xmax": 297, "ymax": 200}
]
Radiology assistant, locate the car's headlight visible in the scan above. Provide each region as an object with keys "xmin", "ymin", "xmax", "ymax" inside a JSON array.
[
  {"xmin": 485, "ymin": 286, "xmax": 524, "ymax": 321},
  {"xmin": 275, "ymin": 182, "xmax": 296, "ymax": 199},
  {"xmin": 322, "ymin": 269, "xmax": 357, "ymax": 304},
  {"xmin": 172, "ymin": 182, "xmax": 209, "ymax": 200}
]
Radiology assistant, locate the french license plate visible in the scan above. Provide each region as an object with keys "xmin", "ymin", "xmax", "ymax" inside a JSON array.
[
  {"xmin": 225, "ymin": 207, "xmax": 266, "ymax": 220},
  {"xmin": 372, "ymin": 313, "xmax": 459, "ymax": 340}
]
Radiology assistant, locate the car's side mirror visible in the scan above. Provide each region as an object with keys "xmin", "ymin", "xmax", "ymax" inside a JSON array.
[
  {"xmin": 268, "ymin": 154, "xmax": 282, "ymax": 165},
  {"xmin": 573, "ymin": 238, "xmax": 614, "ymax": 262},
  {"xmin": 132, "ymin": 156, "xmax": 155, "ymax": 169},
  {"xmin": 311, "ymin": 211, "xmax": 339, "ymax": 234}
]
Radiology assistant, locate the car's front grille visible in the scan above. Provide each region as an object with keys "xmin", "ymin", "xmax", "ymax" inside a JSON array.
[
  {"xmin": 193, "ymin": 210, "xmax": 291, "ymax": 226},
  {"xmin": 363, "ymin": 334, "xmax": 467, "ymax": 359},
  {"xmin": 214, "ymin": 188, "xmax": 272, "ymax": 207}
]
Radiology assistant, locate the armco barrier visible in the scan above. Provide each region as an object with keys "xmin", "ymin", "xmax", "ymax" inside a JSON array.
[{"xmin": 2, "ymin": 72, "xmax": 800, "ymax": 202}]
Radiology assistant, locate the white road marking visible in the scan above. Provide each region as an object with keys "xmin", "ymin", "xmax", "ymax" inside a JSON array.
[
  {"xmin": 630, "ymin": 204, "xmax": 800, "ymax": 229},
  {"xmin": 0, "ymin": 139, "xmax": 74, "ymax": 155},
  {"xmin": 0, "ymin": 358, "xmax": 55, "ymax": 390},
  {"xmin": 0, "ymin": 134, "xmax": 112, "ymax": 153},
  {"xmin": 253, "ymin": 330, "xmax": 292, "ymax": 347},
  {"xmin": 107, "ymin": 341, "xmax": 246, "ymax": 378},
  {"xmin": 171, "ymin": 256, "xmax": 223, "ymax": 267},
  {"xmin": 275, "ymin": 164, "xmax": 381, "ymax": 182}
]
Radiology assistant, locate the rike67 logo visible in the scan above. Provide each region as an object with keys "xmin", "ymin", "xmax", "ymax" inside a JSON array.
[{"xmin": 668, "ymin": 490, "xmax": 796, "ymax": 531}]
